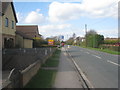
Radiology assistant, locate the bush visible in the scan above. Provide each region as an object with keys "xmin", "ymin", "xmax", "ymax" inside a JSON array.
[
  {"xmin": 104, "ymin": 39, "xmax": 119, "ymax": 44},
  {"xmin": 80, "ymin": 41, "xmax": 86, "ymax": 46},
  {"xmin": 86, "ymin": 34, "xmax": 104, "ymax": 48},
  {"xmin": 99, "ymin": 45, "xmax": 120, "ymax": 52},
  {"xmin": 33, "ymin": 39, "xmax": 48, "ymax": 48}
]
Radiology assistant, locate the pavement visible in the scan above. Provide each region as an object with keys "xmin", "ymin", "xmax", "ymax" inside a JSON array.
[
  {"xmin": 53, "ymin": 47, "xmax": 83, "ymax": 88},
  {"xmin": 66, "ymin": 45, "xmax": 119, "ymax": 88}
]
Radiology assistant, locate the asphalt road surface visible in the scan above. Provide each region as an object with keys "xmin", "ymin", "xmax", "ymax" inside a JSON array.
[{"xmin": 65, "ymin": 45, "xmax": 119, "ymax": 88}]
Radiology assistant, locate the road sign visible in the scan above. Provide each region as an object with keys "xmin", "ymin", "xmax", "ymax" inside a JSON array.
[
  {"xmin": 48, "ymin": 39, "xmax": 54, "ymax": 45},
  {"xmin": 61, "ymin": 36, "xmax": 64, "ymax": 39},
  {"xmin": 59, "ymin": 35, "xmax": 64, "ymax": 41}
]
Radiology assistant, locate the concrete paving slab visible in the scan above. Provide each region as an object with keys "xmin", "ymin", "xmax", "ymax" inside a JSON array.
[{"xmin": 53, "ymin": 48, "xmax": 82, "ymax": 88}]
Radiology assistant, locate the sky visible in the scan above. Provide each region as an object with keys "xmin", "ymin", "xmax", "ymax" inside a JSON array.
[{"xmin": 13, "ymin": 0, "xmax": 119, "ymax": 40}]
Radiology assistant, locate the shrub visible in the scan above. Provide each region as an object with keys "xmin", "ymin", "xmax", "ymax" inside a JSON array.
[{"xmin": 99, "ymin": 45, "xmax": 120, "ymax": 52}]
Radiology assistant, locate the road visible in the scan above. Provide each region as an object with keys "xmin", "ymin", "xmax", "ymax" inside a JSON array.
[{"xmin": 65, "ymin": 45, "xmax": 119, "ymax": 88}]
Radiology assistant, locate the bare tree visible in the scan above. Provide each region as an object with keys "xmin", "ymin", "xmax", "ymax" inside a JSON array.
[{"xmin": 72, "ymin": 33, "xmax": 76, "ymax": 39}]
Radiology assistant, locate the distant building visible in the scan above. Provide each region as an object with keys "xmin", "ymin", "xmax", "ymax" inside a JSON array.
[
  {"xmin": 73, "ymin": 37, "xmax": 85, "ymax": 45},
  {"xmin": 16, "ymin": 25, "xmax": 42, "ymax": 40},
  {"xmin": 1, "ymin": 2, "xmax": 18, "ymax": 48},
  {"xmin": 81, "ymin": 37, "xmax": 85, "ymax": 42},
  {"xmin": 104, "ymin": 37, "xmax": 118, "ymax": 41},
  {"xmin": 76, "ymin": 37, "xmax": 85, "ymax": 42}
]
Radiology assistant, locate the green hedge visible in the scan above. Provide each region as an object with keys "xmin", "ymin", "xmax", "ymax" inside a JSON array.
[{"xmin": 99, "ymin": 45, "xmax": 120, "ymax": 52}]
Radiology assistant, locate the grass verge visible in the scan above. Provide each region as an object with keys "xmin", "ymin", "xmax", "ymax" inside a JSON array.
[
  {"xmin": 25, "ymin": 49, "xmax": 61, "ymax": 88},
  {"xmin": 81, "ymin": 46, "xmax": 120, "ymax": 55},
  {"xmin": 25, "ymin": 69, "xmax": 56, "ymax": 88},
  {"xmin": 42, "ymin": 49, "xmax": 61, "ymax": 67}
]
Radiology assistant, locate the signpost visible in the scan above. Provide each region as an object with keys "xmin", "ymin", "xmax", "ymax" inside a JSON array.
[
  {"xmin": 61, "ymin": 36, "xmax": 64, "ymax": 40},
  {"xmin": 48, "ymin": 39, "xmax": 54, "ymax": 45},
  {"xmin": 59, "ymin": 35, "xmax": 64, "ymax": 41}
]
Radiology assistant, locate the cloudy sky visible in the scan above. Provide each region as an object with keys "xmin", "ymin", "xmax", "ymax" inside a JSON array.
[{"xmin": 14, "ymin": 0, "xmax": 119, "ymax": 40}]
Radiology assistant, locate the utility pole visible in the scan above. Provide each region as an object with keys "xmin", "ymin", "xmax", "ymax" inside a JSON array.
[
  {"xmin": 85, "ymin": 24, "xmax": 87, "ymax": 47},
  {"xmin": 67, "ymin": 34, "xmax": 68, "ymax": 40}
]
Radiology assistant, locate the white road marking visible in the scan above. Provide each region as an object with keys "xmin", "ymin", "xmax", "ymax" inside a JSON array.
[
  {"xmin": 67, "ymin": 51, "xmax": 94, "ymax": 88},
  {"xmin": 62, "ymin": 47, "xmax": 66, "ymax": 51},
  {"xmin": 68, "ymin": 45, "xmax": 70, "ymax": 48},
  {"xmin": 107, "ymin": 60, "xmax": 120, "ymax": 66},
  {"xmin": 63, "ymin": 52, "xmax": 67, "ymax": 56},
  {"xmin": 71, "ymin": 57, "xmax": 94, "ymax": 88},
  {"xmin": 92, "ymin": 55, "xmax": 101, "ymax": 59}
]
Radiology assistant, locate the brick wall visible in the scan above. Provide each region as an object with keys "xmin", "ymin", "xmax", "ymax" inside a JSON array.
[
  {"xmin": 2, "ymin": 47, "xmax": 56, "ymax": 88},
  {"xmin": 2, "ymin": 47, "xmax": 56, "ymax": 70}
]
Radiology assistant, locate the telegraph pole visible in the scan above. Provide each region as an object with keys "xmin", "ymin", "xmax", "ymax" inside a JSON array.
[
  {"xmin": 67, "ymin": 34, "xmax": 68, "ymax": 40},
  {"xmin": 85, "ymin": 24, "xmax": 87, "ymax": 47}
]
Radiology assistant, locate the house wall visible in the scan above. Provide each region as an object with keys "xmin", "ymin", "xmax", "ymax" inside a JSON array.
[
  {"xmin": 2, "ymin": 3, "xmax": 16, "ymax": 48},
  {"xmin": 2, "ymin": 34, "xmax": 15, "ymax": 48},
  {"xmin": 23, "ymin": 39, "xmax": 33, "ymax": 48},
  {"xmin": 0, "ymin": 4, "xmax": 2, "ymax": 49},
  {"xmin": 16, "ymin": 34, "xmax": 33, "ymax": 48},
  {"xmin": 15, "ymin": 34, "xmax": 24, "ymax": 48},
  {"xmin": 0, "ymin": 34, "xmax": 2, "ymax": 49}
]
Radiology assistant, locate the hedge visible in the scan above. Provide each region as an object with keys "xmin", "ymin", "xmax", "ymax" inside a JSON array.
[{"xmin": 99, "ymin": 45, "xmax": 120, "ymax": 52}]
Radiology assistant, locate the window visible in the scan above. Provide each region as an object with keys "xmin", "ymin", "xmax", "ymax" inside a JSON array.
[
  {"xmin": 12, "ymin": 21, "xmax": 14, "ymax": 29},
  {"xmin": 5, "ymin": 18, "xmax": 8, "ymax": 27}
]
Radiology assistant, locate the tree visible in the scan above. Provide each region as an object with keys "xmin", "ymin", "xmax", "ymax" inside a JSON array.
[
  {"xmin": 86, "ymin": 30, "xmax": 104, "ymax": 48},
  {"xmin": 66, "ymin": 37, "xmax": 74, "ymax": 45},
  {"xmin": 72, "ymin": 33, "xmax": 76, "ymax": 39},
  {"xmin": 86, "ymin": 29, "xmax": 97, "ymax": 35}
]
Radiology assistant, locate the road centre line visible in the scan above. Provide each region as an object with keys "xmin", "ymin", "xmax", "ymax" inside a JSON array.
[
  {"xmin": 90, "ymin": 53, "xmax": 119, "ymax": 67},
  {"xmin": 92, "ymin": 54, "xmax": 102, "ymax": 59},
  {"xmin": 107, "ymin": 60, "xmax": 120, "ymax": 66}
]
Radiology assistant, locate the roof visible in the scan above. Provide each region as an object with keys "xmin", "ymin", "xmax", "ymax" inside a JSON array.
[
  {"xmin": 1, "ymin": 2, "xmax": 18, "ymax": 23},
  {"xmin": 16, "ymin": 31, "xmax": 33, "ymax": 40},
  {"xmin": 16, "ymin": 25, "xmax": 41, "ymax": 39}
]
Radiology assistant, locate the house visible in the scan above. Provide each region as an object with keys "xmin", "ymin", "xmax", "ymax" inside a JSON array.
[
  {"xmin": 1, "ymin": 2, "xmax": 18, "ymax": 48},
  {"xmin": 16, "ymin": 25, "xmax": 42, "ymax": 40},
  {"xmin": 76, "ymin": 37, "xmax": 85, "ymax": 42},
  {"xmin": 15, "ymin": 31, "xmax": 33, "ymax": 48},
  {"xmin": 16, "ymin": 25, "xmax": 42, "ymax": 48}
]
